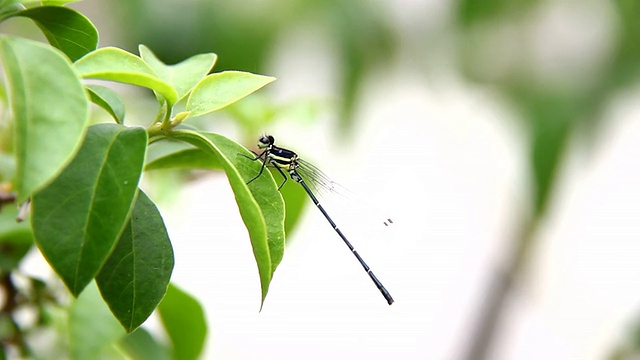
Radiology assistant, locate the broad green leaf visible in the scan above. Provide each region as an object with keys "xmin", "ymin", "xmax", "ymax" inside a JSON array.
[
  {"xmin": 69, "ymin": 281, "xmax": 125, "ymax": 360},
  {"xmin": 139, "ymin": 45, "xmax": 217, "ymax": 101},
  {"xmin": 86, "ymin": 84, "xmax": 125, "ymax": 124},
  {"xmin": 96, "ymin": 190, "xmax": 174, "ymax": 333},
  {"xmin": 185, "ymin": 71, "xmax": 275, "ymax": 117},
  {"xmin": 120, "ymin": 327, "xmax": 170, "ymax": 360},
  {"xmin": 0, "ymin": 206, "xmax": 33, "ymax": 271},
  {"xmin": 32, "ymin": 123, "xmax": 147, "ymax": 296},
  {"xmin": 145, "ymin": 148, "xmax": 222, "ymax": 171},
  {"xmin": 14, "ymin": 6, "xmax": 98, "ymax": 61},
  {"xmin": 158, "ymin": 284, "xmax": 206, "ymax": 360},
  {"xmin": 0, "ymin": 36, "xmax": 90, "ymax": 202},
  {"xmin": 74, "ymin": 47, "xmax": 178, "ymax": 106},
  {"xmin": 170, "ymin": 130, "xmax": 285, "ymax": 304}
]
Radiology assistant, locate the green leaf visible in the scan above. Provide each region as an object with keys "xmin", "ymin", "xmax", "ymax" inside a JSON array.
[
  {"xmin": 96, "ymin": 190, "xmax": 174, "ymax": 333},
  {"xmin": 14, "ymin": 6, "xmax": 98, "ymax": 61},
  {"xmin": 31, "ymin": 123, "xmax": 147, "ymax": 296},
  {"xmin": 0, "ymin": 36, "xmax": 90, "ymax": 203},
  {"xmin": 139, "ymin": 44, "xmax": 217, "ymax": 101},
  {"xmin": 158, "ymin": 283, "xmax": 207, "ymax": 360},
  {"xmin": 86, "ymin": 84, "xmax": 125, "ymax": 124},
  {"xmin": 0, "ymin": 206, "xmax": 33, "ymax": 272},
  {"xmin": 120, "ymin": 327, "xmax": 170, "ymax": 360},
  {"xmin": 69, "ymin": 281, "xmax": 126, "ymax": 360},
  {"xmin": 169, "ymin": 130, "xmax": 285, "ymax": 304},
  {"xmin": 145, "ymin": 148, "xmax": 222, "ymax": 171},
  {"xmin": 74, "ymin": 47, "xmax": 178, "ymax": 106},
  {"xmin": 185, "ymin": 71, "xmax": 275, "ymax": 117}
]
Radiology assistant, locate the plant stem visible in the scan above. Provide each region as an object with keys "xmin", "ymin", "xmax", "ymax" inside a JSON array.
[{"xmin": 459, "ymin": 214, "xmax": 539, "ymax": 360}]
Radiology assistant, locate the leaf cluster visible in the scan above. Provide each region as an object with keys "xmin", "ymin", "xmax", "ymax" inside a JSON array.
[{"xmin": 0, "ymin": 1, "xmax": 284, "ymax": 358}]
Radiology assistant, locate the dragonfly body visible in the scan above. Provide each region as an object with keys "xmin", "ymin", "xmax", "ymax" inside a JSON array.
[{"xmin": 244, "ymin": 135, "xmax": 394, "ymax": 305}]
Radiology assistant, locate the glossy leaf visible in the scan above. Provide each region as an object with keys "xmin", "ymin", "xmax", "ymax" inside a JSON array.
[
  {"xmin": 69, "ymin": 281, "xmax": 125, "ymax": 360},
  {"xmin": 170, "ymin": 130, "xmax": 285, "ymax": 304},
  {"xmin": 139, "ymin": 45, "xmax": 216, "ymax": 101},
  {"xmin": 86, "ymin": 84, "xmax": 125, "ymax": 124},
  {"xmin": 120, "ymin": 327, "xmax": 170, "ymax": 360},
  {"xmin": 14, "ymin": 6, "xmax": 98, "ymax": 61},
  {"xmin": 185, "ymin": 71, "xmax": 275, "ymax": 117},
  {"xmin": 32, "ymin": 124, "xmax": 147, "ymax": 296},
  {"xmin": 0, "ymin": 36, "xmax": 89, "ymax": 202},
  {"xmin": 158, "ymin": 284, "xmax": 207, "ymax": 360},
  {"xmin": 96, "ymin": 190, "xmax": 174, "ymax": 333},
  {"xmin": 145, "ymin": 148, "xmax": 222, "ymax": 171},
  {"xmin": 74, "ymin": 47, "xmax": 178, "ymax": 106}
]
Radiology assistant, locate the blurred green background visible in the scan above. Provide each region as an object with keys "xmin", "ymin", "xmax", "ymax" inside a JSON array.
[{"xmin": 22, "ymin": 0, "xmax": 640, "ymax": 359}]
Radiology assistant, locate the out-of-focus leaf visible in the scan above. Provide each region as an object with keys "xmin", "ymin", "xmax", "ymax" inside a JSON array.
[
  {"xmin": 69, "ymin": 282, "xmax": 125, "ymax": 360},
  {"xmin": 0, "ymin": 36, "xmax": 89, "ymax": 203},
  {"xmin": 456, "ymin": 0, "xmax": 541, "ymax": 26},
  {"xmin": 0, "ymin": 206, "xmax": 32, "ymax": 271},
  {"xmin": 86, "ymin": 84, "xmax": 125, "ymax": 124},
  {"xmin": 145, "ymin": 148, "xmax": 222, "ymax": 171},
  {"xmin": 96, "ymin": 190, "xmax": 174, "ymax": 333},
  {"xmin": 74, "ymin": 47, "xmax": 178, "ymax": 106},
  {"xmin": 120, "ymin": 327, "xmax": 170, "ymax": 360},
  {"xmin": 139, "ymin": 44, "xmax": 217, "ymax": 101},
  {"xmin": 0, "ymin": 153, "xmax": 15, "ymax": 182},
  {"xmin": 185, "ymin": 71, "xmax": 275, "ymax": 117},
  {"xmin": 13, "ymin": 6, "xmax": 98, "ymax": 61},
  {"xmin": 275, "ymin": 168, "xmax": 307, "ymax": 239},
  {"xmin": 32, "ymin": 124, "xmax": 147, "ymax": 296},
  {"xmin": 169, "ymin": 130, "xmax": 285, "ymax": 304},
  {"xmin": 158, "ymin": 284, "xmax": 206, "ymax": 360},
  {"xmin": 513, "ymin": 87, "xmax": 578, "ymax": 216}
]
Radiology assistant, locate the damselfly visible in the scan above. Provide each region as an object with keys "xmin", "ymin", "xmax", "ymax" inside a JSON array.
[{"xmin": 242, "ymin": 135, "xmax": 394, "ymax": 305}]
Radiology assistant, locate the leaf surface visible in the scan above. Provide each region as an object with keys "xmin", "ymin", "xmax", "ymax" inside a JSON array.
[{"xmin": 32, "ymin": 123, "xmax": 147, "ymax": 296}]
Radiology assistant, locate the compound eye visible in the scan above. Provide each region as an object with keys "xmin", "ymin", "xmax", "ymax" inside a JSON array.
[{"xmin": 258, "ymin": 135, "xmax": 269, "ymax": 146}]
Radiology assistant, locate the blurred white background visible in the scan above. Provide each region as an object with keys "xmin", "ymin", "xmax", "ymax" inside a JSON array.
[{"xmin": 17, "ymin": 0, "xmax": 640, "ymax": 358}]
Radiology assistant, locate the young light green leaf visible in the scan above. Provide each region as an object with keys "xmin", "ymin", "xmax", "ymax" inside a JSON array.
[
  {"xmin": 139, "ymin": 45, "xmax": 217, "ymax": 101},
  {"xmin": 185, "ymin": 71, "xmax": 275, "ymax": 117},
  {"xmin": 69, "ymin": 281, "xmax": 126, "ymax": 360},
  {"xmin": 74, "ymin": 47, "xmax": 178, "ymax": 106},
  {"xmin": 0, "ymin": 36, "xmax": 90, "ymax": 203},
  {"xmin": 14, "ymin": 6, "xmax": 98, "ymax": 61},
  {"xmin": 31, "ymin": 123, "xmax": 147, "ymax": 296},
  {"xmin": 158, "ymin": 283, "xmax": 207, "ymax": 360},
  {"xmin": 86, "ymin": 84, "xmax": 125, "ymax": 124},
  {"xmin": 145, "ymin": 148, "xmax": 222, "ymax": 171},
  {"xmin": 170, "ymin": 130, "xmax": 285, "ymax": 304},
  {"xmin": 96, "ymin": 190, "xmax": 174, "ymax": 333}
]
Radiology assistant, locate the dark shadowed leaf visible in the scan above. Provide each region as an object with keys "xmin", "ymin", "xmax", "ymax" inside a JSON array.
[
  {"xmin": 31, "ymin": 124, "xmax": 147, "ymax": 296},
  {"xmin": 14, "ymin": 6, "xmax": 98, "ymax": 61},
  {"xmin": 96, "ymin": 190, "xmax": 174, "ymax": 333},
  {"xmin": 145, "ymin": 148, "xmax": 222, "ymax": 171}
]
